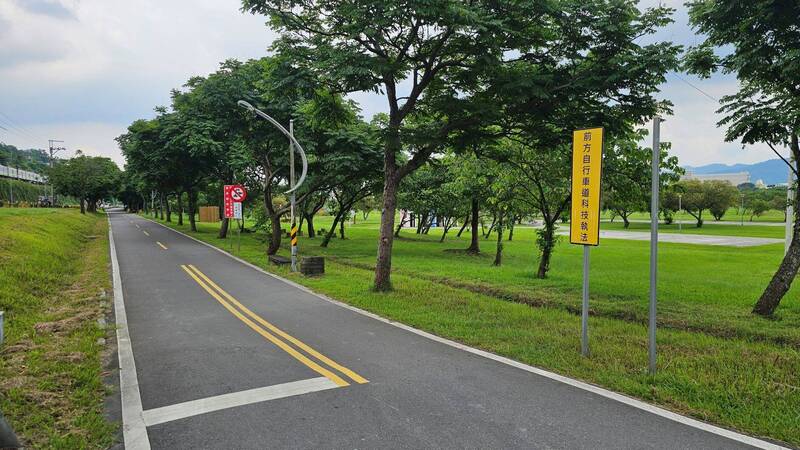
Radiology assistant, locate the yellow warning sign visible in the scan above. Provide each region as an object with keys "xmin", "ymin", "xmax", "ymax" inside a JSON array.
[{"xmin": 570, "ymin": 127, "xmax": 604, "ymax": 246}]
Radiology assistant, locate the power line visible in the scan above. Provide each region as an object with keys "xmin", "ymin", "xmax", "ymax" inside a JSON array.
[
  {"xmin": 669, "ymin": 72, "xmax": 719, "ymax": 103},
  {"xmin": 0, "ymin": 110, "xmax": 45, "ymax": 144}
]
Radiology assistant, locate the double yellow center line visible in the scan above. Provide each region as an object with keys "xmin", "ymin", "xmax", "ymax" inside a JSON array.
[{"xmin": 180, "ymin": 264, "xmax": 367, "ymax": 387}]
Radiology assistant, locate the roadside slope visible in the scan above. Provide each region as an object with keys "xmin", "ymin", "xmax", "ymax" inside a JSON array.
[{"xmin": 0, "ymin": 209, "xmax": 116, "ymax": 449}]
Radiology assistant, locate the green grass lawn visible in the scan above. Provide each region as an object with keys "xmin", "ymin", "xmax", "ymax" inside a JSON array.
[
  {"xmin": 0, "ymin": 208, "xmax": 117, "ymax": 449},
  {"xmin": 599, "ymin": 220, "xmax": 786, "ymax": 238},
  {"xmin": 149, "ymin": 211, "xmax": 799, "ymax": 446},
  {"xmin": 602, "ymin": 207, "xmax": 788, "ymax": 223}
]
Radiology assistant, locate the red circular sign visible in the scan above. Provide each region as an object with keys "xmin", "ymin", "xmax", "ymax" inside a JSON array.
[{"xmin": 230, "ymin": 185, "xmax": 247, "ymax": 202}]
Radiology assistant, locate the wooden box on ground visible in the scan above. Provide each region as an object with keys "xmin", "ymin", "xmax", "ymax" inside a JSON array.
[
  {"xmin": 300, "ymin": 256, "xmax": 324, "ymax": 276},
  {"xmin": 199, "ymin": 206, "xmax": 220, "ymax": 223}
]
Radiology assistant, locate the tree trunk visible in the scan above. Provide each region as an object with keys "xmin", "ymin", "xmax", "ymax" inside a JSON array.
[
  {"xmin": 374, "ymin": 168, "xmax": 400, "ymax": 291},
  {"xmin": 466, "ymin": 197, "xmax": 480, "ymax": 254},
  {"xmin": 339, "ymin": 216, "xmax": 345, "ymax": 239},
  {"xmin": 79, "ymin": 198, "xmax": 86, "ymax": 214},
  {"xmin": 416, "ymin": 213, "xmax": 427, "ymax": 234},
  {"xmin": 536, "ymin": 220, "xmax": 556, "ymax": 279},
  {"xmin": 321, "ymin": 209, "xmax": 346, "ymax": 247},
  {"xmin": 622, "ymin": 214, "xmax": 630, "ymax": 228},
  {"xmin": 753, "ymin": 192, "xmax": 800, "ymax": 315},
  {"xmin": 159, "ymin": 193, "xmax": 165, "ymax": 220},
  {"xmin": 507, "ymin": 216, "xmax": 515, "ymax": 241},
  {"xmin": 267, "ymin": 213, "xmax": 281, "ymax": 255},
  {"xmin": 166, "ymin": 195, "xmax": 171, "ymax": 222},
  {"xmin": 456, "ymin": 215, "xmax": 469, "ymax": 237},
  {"xmin": 219, "ymin": 218, "xmax": 230, "ymax": 239},
  {"xmin": 493, "ymin": 215, "xmax": 504, "ymax": 266},
  {"xmin": 394, "ymin": 213, "xmax": 408, "ymax": 237},
  {"xmin": 177, "ymin": 193, "xmax": 183, "ymax": 226},
  {"xmin": 306, "ymin": 213, "xmax": 315, "ymax": 238},
  {"xmin": 187, "ymin": 190, "xmax": 198, "ymax": 232},
  {"xmin": 484, "ymin": 216, "xmax": 496, "ymax": 239},
  {"xmin": 298, "ymin": 214, "xmax": 305, "ymax": 236}
]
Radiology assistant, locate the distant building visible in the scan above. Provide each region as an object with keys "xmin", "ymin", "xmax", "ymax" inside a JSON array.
[
  {"xmin": 682, "ymin": 170, "xmax": 750, "ymax": 186},
  {"xmin": 754, "ymin": 179, "xmax": 767, "ymax": 189}
]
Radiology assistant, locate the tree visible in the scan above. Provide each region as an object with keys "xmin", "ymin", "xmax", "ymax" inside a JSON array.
[
  {"xmin": 677, "ymin": 179, "xmax": 709, "ymax": 228},
  {"xmin": 242, "ymin": 0, "xmax": 521, "ymax": 290},
  {"xmin": 49, "ymin": 153, "xmax": 120, "ymax": 213},
  {"xmin": 749, "ymin": 199, "xmax": 770, "ymax": 222},
  {"xmin": 603, "ymin": 134, "xmax": 682, "ymax": 228},
  {"xmin": 706, "ymin": 180, "xmax": 739, "ymax": 221},
  {"xmin": 685, "ymin": 0, "xmax": 800, "ymax": 315},
  {"xmin": 493, "ymin": 1, "xmax": 679, "ymax": 278}
]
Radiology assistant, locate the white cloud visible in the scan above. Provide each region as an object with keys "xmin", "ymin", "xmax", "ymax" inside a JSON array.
[
  {"xmin": 0, "ymin": 1, "xmax": 789, "ymax": 169},
  {"xmin": 0, "ymin": 0, "xmax": 276, "ymax": 161}
]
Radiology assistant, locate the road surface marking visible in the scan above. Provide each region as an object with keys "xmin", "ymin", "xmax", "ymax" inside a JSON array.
[
  {"xmin": 156, "ymin": 241, "xmax": 167, "ymax": 250},
  {"xmin": 141, "ymin": 377, "xmax": 338, "ymax": 427},
  {"xmin": 188, "ymin": 264, "xmax": 368, "ymax": 385},
  {"xmin": 142, "ymin": 230, "xmax": 149, "ymax": 236},
  {"xmin": 135, "ymin": 223, "xmax": 140, "ymax": 229},
  {"xmin": 152, "ymin": 217, "xmax": 786, "ymax": 450},
  {"xmin": 180, "ymin": 265, "xmax": 351, "ymax": 387},
  {"xmin": 108, "ymin": 219, "xmax": 151, "ymax": 449}
]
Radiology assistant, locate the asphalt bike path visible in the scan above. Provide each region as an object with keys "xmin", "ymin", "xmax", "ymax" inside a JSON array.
[{"xmin": 108, "ymin": 210, "xmax": 783, "ymax": 449}]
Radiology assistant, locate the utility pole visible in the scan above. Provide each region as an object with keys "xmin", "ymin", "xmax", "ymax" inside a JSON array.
[
  {"xmin": 649, "ymin": 116, "xmax": 661, "ymax": 375},
  {"xmin": 289, "ymin": 119, "xmax": 298, "ymax": 272},
  {"xmin": 48, "ymin": 139, "xmax": 64, "ymax": 204}
]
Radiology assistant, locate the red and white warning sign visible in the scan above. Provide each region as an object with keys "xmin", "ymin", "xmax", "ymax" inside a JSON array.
[{"xmin": 224, "ymin": 185, "xmax": 247, "ymax": 219}]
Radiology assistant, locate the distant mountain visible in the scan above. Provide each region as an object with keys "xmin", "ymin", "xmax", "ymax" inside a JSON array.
[{"xmin": 683, "ymin": 158, "xmax": 791, "ymax": 185}]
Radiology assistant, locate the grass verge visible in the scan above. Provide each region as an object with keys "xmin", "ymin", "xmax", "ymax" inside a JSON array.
[
  {"xmin": 0, "ymin": 208, "xmax": 117, "ymax": 449},
  {"xmin": 149, "ymin": 212, "xmax": 799, "ymax": 446}
]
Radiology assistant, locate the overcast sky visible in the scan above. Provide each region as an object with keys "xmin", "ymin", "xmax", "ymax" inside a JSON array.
[{"xmin": 0, "ymin": 0, "xmax": 784, "ymax": 168}]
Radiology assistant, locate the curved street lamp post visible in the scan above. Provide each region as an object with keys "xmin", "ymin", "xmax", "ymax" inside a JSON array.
[{"xmin": 237, "ymin": 100, "xmax": 309, "ymax": 271}]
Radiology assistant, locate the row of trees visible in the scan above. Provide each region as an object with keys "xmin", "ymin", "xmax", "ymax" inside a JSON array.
[
  {"xmin": 48, "ymin": 152, "xmax": 121, "ymax": 213},
  {"xmin": 114, "ymin": 0, "xmax": 798, "ymax": 315}
]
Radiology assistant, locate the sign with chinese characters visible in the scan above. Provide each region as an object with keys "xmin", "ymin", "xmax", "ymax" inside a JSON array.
[
  {"xmin": 570, "ymin": 127, "xmax": 604, "ymax": 246},
  {"xmin": 223, "ymin": 184, "xmax": 247, "ymax": 219}
]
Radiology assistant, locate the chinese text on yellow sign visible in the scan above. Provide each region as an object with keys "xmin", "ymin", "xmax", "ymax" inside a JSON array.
[{"xmin": 570, "ymin": 127, "xmax": 604, "ymax": 246}]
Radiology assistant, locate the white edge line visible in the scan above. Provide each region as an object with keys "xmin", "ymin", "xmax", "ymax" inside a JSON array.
[
  {"xmin": 108, "ymin": 214, "xmax": 151, "ymax": 450},
  {"xmin": 142, "ymin": 377, "xmax": 337, "ymax": 427},
  {"xmin": 143, "ymin": 215, "xmax": 790, "ymax": 450}
]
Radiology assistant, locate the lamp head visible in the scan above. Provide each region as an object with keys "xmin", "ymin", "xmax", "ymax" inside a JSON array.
[{"xmin": 237, "ymin": 100, "xmax": 255, "ymax": 112}]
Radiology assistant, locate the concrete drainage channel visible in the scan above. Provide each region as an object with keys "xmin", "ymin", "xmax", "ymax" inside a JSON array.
[{"xmin": 0, "ymin": 311, "xmax": 22, "ymax": 449}]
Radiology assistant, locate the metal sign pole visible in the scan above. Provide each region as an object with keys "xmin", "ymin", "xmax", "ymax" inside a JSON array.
[
  {"xmin": 649, "ymin": 117, "xmax": 661, "ymax": 375},
  {"xmin": 581, "ymin": 245, "xmax": 590, "ymax": 356},
  {"xmin": 289, "ymin": 120, "xmax": 298, "ymax": 272}
]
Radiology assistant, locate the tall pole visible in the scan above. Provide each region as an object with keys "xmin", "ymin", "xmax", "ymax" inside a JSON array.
[
  {"xmin": 649, "ymin": 117, "xmax": 661, "ymax": 375},
  {"xmin": 740, "ymin": 194, "xmax": 745, "ymax": 226},
  {"xmin": 787, "ymin": 163, "xmax": 796, "ymax": 254},
  {"xmin": 48, "ymin": 139, "xmax": 64, "ymax": 204},
  {"xmin": 581, "ymin": 245, "xmax": 589, "ymax": 356},
  {"xmin": 289, "ymin": 119, "xmax": 298, "ymax": 272}
]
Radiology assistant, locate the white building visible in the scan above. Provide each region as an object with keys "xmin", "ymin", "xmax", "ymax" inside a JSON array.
[{"xmin": 682, "ymin": 170, "xmax": 750, "ymax": 186}]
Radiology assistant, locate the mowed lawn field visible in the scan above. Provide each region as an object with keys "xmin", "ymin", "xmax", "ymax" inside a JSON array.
[
  {"xmin": 0, "ymin": 208, "xmax": 116, "ymax": 449},
  {"xmin": 600, "ymin": 220, "xmax": 786, "ymax": 238},
  {"xmin": 151, "ymin": 211, "xmax": 799, "ymax": 446},
  {"xmin": 602, "ymin": 207, "xmax": 788, "ymax": 223}
]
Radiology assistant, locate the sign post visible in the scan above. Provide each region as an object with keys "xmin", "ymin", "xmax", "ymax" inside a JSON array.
[
  {"xmin": 649, "ymin": 117, "xmax": 662, "ymax": 375},
  {"xmin": 224, "ymin": 184, "xmax": 247, "ymax": 254},
  {"xmin": 570, "ymin": 127, "xmax": 604, "ymax": 357}
]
